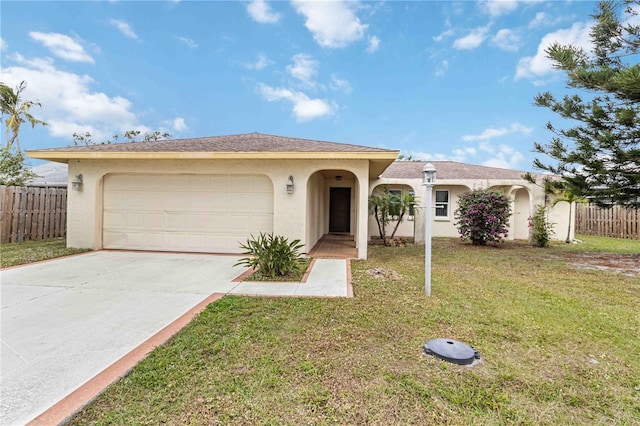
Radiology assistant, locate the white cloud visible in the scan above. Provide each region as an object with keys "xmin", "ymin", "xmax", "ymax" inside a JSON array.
[
  {"xmin": 528, "ymin": 12, "xmax": 546, "ymax": 29},
  {"xmin": 2, "ymin": 54, "xmax": 145, "ymax": 143},
  {"xmin": 409, "ymin": 147, "xmax": 475, "ymax": 163},
  {"xmin": 435, "ymin": 59, "xmax": 449, "ymax": 76},
  {"xmin": 1, "ymin": 37, "xmax": 7, "ymax": 51},
  {"xmin": 491, "ymin": 28, "xmax": 521, "ymax": 52},
  {"xmin": 330, "ymin": 74, "xmax": 352, "ymax": 94},
  {"xmin": 409, "ymin": 143, "xmax": 523, "ymax": 169},
  {"xmin": 257, "ymin": 83, "xmax": 335, "ymax": 121},
  {"xmin": 408, "ymin": 144, "xmax": 525, "ymax": 168},
  {"xmin": 453, "ymin": 25, "xmax": 490, "ymax": 50},
  {"xmin": 172, "ymin": 117, "xmax": 188, "ymax": 131},
  {"xmin": 176, "ymin": 36, "xmax": 198, "ymax": 48},
  {"xmin": 482, "ymin": 144, "xmax": 525, "ymax": 169},
  {"xmin": 247, "ymin": 0, "xmax": 281, "ymax": 24},
  {"xmin": 245, "ymin": 53, "xmax": 273, "ymax": 70},
  {"xmin": 29, "ymin": 32, "xmax": 94, "ymax": 63},
  {"xmin": 287, "ymin": 53, "xmax": 318, "ymax": 85},
  {"xmin": 515, "ymin": 21, "xmax": 591, "ymax": 80},
  {"xmin": 291, "ymin": 0, "xmax": 368, "ymax": 48},
  {"xmin": 109, "ymin": 19, "xmax": 138, "ymax": 39},
  {"xmin": 366, "ymin": 35, "xmax": 380, "ymax": 53},
  {"xmin": 481, "ymin": 0, "xmax": 518, "ymax": 17},
  {"xmin": 433, "ymin": 28, "xmax": 455, "ymax": 42},
  {"xmin": 462, "ymin": 122, "xmax": 532, "ymax": 142}
]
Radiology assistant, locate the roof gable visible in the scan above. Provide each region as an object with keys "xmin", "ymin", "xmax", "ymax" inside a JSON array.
[{"xmin": 380, "ymin": 161, "xmax": 541, "ymax": 180}]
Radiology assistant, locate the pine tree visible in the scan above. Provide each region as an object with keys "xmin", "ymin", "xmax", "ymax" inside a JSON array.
[{"xmin": 533, "ymin": 0, "xmax": 640, "ymax": 207}]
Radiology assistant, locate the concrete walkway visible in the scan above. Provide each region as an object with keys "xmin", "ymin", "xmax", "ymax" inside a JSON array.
[{"xmin": 0, "ymin": 251, "xmax": 350, "ymax": 425}]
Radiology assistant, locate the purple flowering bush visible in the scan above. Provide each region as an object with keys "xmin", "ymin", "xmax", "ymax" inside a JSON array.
[{"xmin": 454, "ymin": 188, "xmax": 512, "ymax": 245}]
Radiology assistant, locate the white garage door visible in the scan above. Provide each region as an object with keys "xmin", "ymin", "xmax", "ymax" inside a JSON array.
[{"xmin": 103, "ymin": 174, "xmax": 273, "ymax": 253}]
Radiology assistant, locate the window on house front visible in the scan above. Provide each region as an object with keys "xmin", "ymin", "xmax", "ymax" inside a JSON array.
[{"xmin": 435, "ymin": 190, "xmax": 449, "ymax": 218}]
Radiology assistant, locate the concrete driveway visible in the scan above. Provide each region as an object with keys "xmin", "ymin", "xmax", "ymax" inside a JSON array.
[{"xmin": 1, "ymin": 251, "xmax": 350, "ymax": 425}]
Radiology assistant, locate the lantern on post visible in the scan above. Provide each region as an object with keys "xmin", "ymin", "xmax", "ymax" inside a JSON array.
[{"xmin": 422, "ymin": 163, "xmax": 436, "ymax": 296}]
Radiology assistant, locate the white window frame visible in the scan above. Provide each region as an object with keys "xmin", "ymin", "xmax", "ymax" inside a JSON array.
[{"xmin": 435, "ymin": 189, "xmax": 450, "ymax": 219}]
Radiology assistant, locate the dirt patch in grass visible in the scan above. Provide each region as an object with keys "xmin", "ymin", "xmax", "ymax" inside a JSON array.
[
  {"xmin": 366, "ymin": 268, "xmax": 402, "ymax": 281},
  {"xmin": 567, "ymin": 252, "xmax": 640, "ymax": 276}
]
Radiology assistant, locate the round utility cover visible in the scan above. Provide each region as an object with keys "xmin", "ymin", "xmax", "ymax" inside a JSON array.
[{"xmin": 423, "ymin": 338, "xmax": 480, "ymax": 365}]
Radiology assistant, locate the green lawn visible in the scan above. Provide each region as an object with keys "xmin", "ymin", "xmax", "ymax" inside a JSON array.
[
  {"xmin": 0, "ymin": 238, "xmax": 90, "ymax": 268},
  {"xmin": 63, "ymin": 235, "xmax": 639, "ymax": 425}
]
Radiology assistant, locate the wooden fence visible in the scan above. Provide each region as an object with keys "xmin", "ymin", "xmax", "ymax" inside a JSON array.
[
  {"xmin": 575, "ymin": 204, "xmax": 639, "ymax": 239},
  {"xmin": 0, "ymin": 185, "xmax": 67, "ymax": 243}
]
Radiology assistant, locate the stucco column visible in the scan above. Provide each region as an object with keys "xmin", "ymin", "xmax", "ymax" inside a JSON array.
[
  {"xmin": 356, "ymin": 169, "xmax": 369, "ymax": 259},
  {"xmin": 67, "ymin": 161, "xmax": 101, "ymax": 249}
]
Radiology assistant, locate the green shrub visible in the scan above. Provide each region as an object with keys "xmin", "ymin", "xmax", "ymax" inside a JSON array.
[
  {"xmin": 529, "ymin": 205, "xmax": 555, "ymax": 247},
  {"xmin": 235, "ymin": 233, "xmax": 306, "ymax": 278},
  {"xmin": 454, "ymin": 188, "xmax": 512, "ymax": 245}
]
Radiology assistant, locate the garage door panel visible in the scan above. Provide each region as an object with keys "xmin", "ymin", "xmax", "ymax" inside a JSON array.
[
  {"xmin": 227, "ymin": 175, "xmax": 253, "ymax": 191},
  {"xmin": 105, "ymin": 192, "xmax": 144, "ymax": 210},
  {"xmin": 125, "ymin": 212, "xmax": 145, "ymax": 228},
  {"xmin": 103, "ymin": 174, "xmax": 273, "ymax": 253},
  {"xmin": 142, "ymin": 193, "xmax": 166, "ymax": 209},
  {"xmin": 144, "ymin": 233, "xmax": 165, "ymax": 249},
  {"xmin": 228, "ymin": 215, "xmax": 248, "ymax": 230},
  {"xmin": 251, "ymin": 176, "xmax": 274, "ymax": 192},
  {"xmin": 145, "ymin": 213, "xmax": 164, "ymax": 228},
  {"xmin": 249, "ymin": 215, "xmax": 274, "ymax": 232},
  {"xmin": 253, "ymin": 193, "xmax": 274, "ymax": 211}
]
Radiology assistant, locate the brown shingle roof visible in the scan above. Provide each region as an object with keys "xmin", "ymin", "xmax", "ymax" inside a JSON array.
[
  {"xmin": 380, "ymin": 161, "xmax": 535, "ymax": 180},
  {"xmin": 34, "ymin": 132, "xmax": 395, "ymax": 153}
]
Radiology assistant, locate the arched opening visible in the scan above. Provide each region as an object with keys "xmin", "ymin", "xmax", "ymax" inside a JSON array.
[
  {"xmin": 369, "ymin": 183, "xmax": 417, "ymax": 242},
  {"xmin": 512, "ymin": 187, "xmax": 531, "ymax": 240},
  {"xmin": 306, "ymin": 169, "xmax": 359, "ymax": 257}
]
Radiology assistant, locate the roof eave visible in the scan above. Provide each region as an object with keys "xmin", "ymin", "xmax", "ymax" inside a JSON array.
[{"xmin": 27, "ymin": 149, "xmax": 399, "ymax": 163}]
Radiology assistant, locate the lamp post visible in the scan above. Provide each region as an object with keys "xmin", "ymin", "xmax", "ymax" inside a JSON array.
[{"xmin": 422, "ymin": 163, "xmax": 436, "ymax": 296}]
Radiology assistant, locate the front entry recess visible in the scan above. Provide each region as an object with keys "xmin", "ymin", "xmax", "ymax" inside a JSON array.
[{"xmin": 329, "ymin": 187, "xmax": 351, "ymax": 233}]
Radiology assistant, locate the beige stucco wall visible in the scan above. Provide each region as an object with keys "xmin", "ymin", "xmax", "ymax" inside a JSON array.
[
  {"xmin": 547, "ymin": 200, "xmax": 574, "ymax": 242},
  {"xmin": 368, "ymin": 177, "xmax": 573, "ymax": 243},
  {"xmin": 67, "ymin": 158, "xmax": 371, "ymax": 258},
  {"xmin": 305, "ymin": 172, "xmax": 325, "ymax": 250}
]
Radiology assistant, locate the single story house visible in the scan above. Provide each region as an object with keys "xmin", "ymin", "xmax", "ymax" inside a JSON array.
[{"xmin": 27, "ymin": 133, "xmax": 572, "ymax": 259}]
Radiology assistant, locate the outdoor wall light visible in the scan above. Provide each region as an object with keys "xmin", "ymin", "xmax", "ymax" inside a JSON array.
[
  {"xmin": 286, "ymin": 175, "xmax": 294, "ymax": 194},
  {"xmin": 71, "ymin": 174, "xmax": 83, "ymax": 191}
]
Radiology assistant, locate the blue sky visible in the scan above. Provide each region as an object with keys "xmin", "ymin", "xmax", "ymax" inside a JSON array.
[{"xmin": 1, "ymin": 0, "xmax": 608, "ymax": 171}]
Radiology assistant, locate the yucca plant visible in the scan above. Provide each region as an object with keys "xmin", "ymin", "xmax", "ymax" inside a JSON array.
[{"xmin": 235, "ymin": 233, "xmax": 306, "ymax": 278}]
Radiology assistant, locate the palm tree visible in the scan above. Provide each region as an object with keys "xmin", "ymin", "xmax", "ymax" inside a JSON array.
[
  {"xmin": 369, "ymin": 191, "xmax": 391, "ymax": 245},
  {"xmin": 369, "ymin": 186, "xmax": 416, "ymax": 246},
  {"xmin": 552, "ymin": 189, "xmax": 588, "ymax": 243},
  {"xmin": 389, "ymin": 193, "xmax": 415, "ymax": 239},
  {"xmin": 0, "ymin": 81, "xmax": 47, "ymax": 151}
]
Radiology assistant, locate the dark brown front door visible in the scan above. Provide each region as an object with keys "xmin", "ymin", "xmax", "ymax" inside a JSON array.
[{"xmin": 329, "ymin": 187, "xmax": 351, "ymax": 233}]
